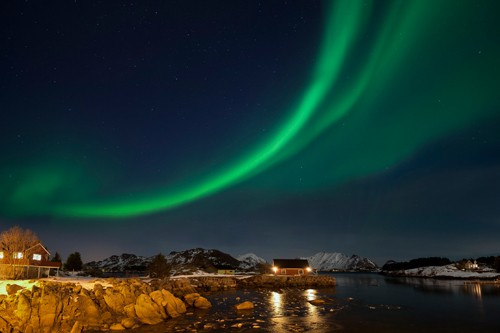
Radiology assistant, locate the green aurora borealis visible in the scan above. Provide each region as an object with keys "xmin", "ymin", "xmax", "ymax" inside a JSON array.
[{"xmin": 1, "ymin": 0, "xmax": 499, "ymax": 220}]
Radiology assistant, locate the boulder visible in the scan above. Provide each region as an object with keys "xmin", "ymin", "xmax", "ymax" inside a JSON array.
[
  {"xmin": 183, "ymin": 293, "xmax": 201, "ymax": 307},
  {"xmin": 183, "ymin": 292, "xmax": 211, "ymax": 309},
  {"xmin": 121, "ymin": 317, "xmax": 137, "ymax": 329},
  {"xmin": 110, "ymin": 323, "xmax": 125, "ymax": 330},
  {"xmin": 104, "ymin": 289, "xmax": 126, "ymax": 313},
  {"xmin": 134, "ymin": 294, "xmax": 165, "ymax": 325},
  {"xmin": 14, "ymin": 291, "xmax": 32, "ymax": 325},
  {"xmin": 235, "ymin": 301, "xmax": 254, "ymax": 310},
  {"xmin": 0, "ymin": 316, "xmax": 11, "ymax": 333},
  {"xmin": 75, "ymin": 290, "xmax": 102, "ymax": 327},
  {"xmin": 161, "ymin": 289, "xmax": 186, "ymax": 315},
  {"xmin": 70, "ymin": 321, "xmax": 83, "ymax": 333},
  {"xmin": 124, "ymin": 303, "xmax": 137, "ymax": 318},
  {"xmin": 93, "ymin": 283, "xmax": 104, "ymax": 298},
  {"xmin": 38, "ymin": 285, "xmax": 62, "ymax": 331},
  {"xmin": 72, "ymin": 285, "xmax": 82, "ymax": 294},
  {"xmin": 169, "ymin": 278, "xmax": 197, "ymax": 297},
  {"xmin": 194, "ymin": 296, "xmax": 212, "ymax": 309},
  {"xmin": 114, "ymin": 282, "xmax": 137, "ymax": 305},
  {"xmin": 149, "ymin": 290, "xmax": 165, "ymax": 307},
  {"xmin": 309, "ymin": 299, "xmax": 325, "ymax": 306},
  {"xmin": 6, "ymin": 284, "xmax": 25, "ymax": 295}
]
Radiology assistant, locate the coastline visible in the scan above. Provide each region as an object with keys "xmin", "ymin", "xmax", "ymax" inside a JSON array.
[
  {"xmin": 0, "ymin": 274, "xmax": 336, "ymax": 332},
  {"xmin": 380, "ymin": 264, "xmax": 500, "ymax": 280}
]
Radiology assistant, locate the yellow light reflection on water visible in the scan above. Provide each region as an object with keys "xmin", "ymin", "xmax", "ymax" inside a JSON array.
[
  {"xmin": 304, "ymin": 289, "xmax": 320, "ymax": 320},
  {"xmin": 470, "ymin": 284, "xmax": 482, "ymax": 299},
  {"xmin": 271, "ymin": 291, "xmax": 282, "ymax": 316},
  {"xmin": 305, "ymin": 289, "xmax": 317, "ymax": 301}
]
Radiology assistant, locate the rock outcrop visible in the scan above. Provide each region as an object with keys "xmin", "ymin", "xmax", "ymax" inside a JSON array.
[
  {"xmin": 0, "ymin": 274, "xmax": 335, "ymax": 332},
  {"xmin": 237, "ymin": 275, "xmax": 336, "ymax": 288},
  {"xmin": 235, "ymin": 301, "xmax": 254, "ymax": 310},
  {"xmin": 0, "ymin": 278, "xmax": 208, "ymax": 333}
]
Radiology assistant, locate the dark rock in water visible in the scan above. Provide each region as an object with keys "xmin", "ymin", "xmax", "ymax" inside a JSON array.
[
  {"xmin": 309, "ymin": 299, "xmax": 326, "ymax": 306},
  {"xmin": 183, "ymin": 292, "xmax": 202, "ymax": 307},
  {"xmin": 194, "ymin": 296, "xmax": 212, "ymax": 309},
  {"xmin": 235, "ymin": 301, "xmax": 254, "ymax": 310}
]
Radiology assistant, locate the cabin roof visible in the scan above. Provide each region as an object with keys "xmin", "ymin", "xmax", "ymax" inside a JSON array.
[
  {"xmin": 272, "ymin": 259, "xmax": 309, "ymax": 268},
  {"xmin": 0, "ymin": 242, "xmax": 51, "ymax": 255},
  {"xmin": 27, "ymin": 242, "xmax": 51, "ymax": 255}
]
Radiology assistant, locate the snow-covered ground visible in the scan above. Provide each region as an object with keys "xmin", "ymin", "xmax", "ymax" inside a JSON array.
[
  {"xmin": 0, "ymin": 276, "xmax": 114, "ymax": 296},
  {"xmin": 391, "ymin": 264, "xmax": 500, "ymax": 279},
  {"xmin": 0, "ymin": 273, "xmax": 256, "ymax": 296}
]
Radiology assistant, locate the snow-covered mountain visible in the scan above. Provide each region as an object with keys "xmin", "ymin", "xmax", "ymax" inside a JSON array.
[
  {"xmin": 84, "ymin": 249, "xmax": 267, "ymax": 275},
  {"xmin": 85, "ymin": 253, "xmax": 151, "ymax": 272},
  {"xmin": 84, "ymin": 249, "xmax": 377, "ymax": 274},
  {"xmin": 166, "ymin": 248, "xmax": 241, "ymax": 274},
  {"xmin": 237, "ymin": 253, "xmax": 267, "ymax": 270},
  {"xmin": 306, "ymin": 252, "xmax": 378, "ymax": 271}
]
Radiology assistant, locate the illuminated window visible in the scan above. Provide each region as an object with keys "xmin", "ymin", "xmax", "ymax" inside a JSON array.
[
  {"xmin": 13, "ymin": 252, "xmax": 23, "ymax": 259},
  {"xmin": 0, "ymin": 251, "xmax": 3, "ymax": 259},
  {"xmin": 33, "ymin": 254, "xmax": 42, "ymax": 261}
]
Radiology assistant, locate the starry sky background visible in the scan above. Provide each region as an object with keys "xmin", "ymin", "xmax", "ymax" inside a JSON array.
[{"xmin": 1, "ymin": 0, "xmax": 499, "ymax": 265}]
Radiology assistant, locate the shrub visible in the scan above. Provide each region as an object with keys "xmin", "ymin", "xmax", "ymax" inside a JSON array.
[
  {"xmin": 148, "ymin": 253, "xmax": 170, "ymax": 278},
  {"xmin": 65, "ymin": 252, "xmax": 83, "ymax": 271}
]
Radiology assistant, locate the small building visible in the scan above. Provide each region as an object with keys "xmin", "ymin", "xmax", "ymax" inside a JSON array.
[
  {"xmin": 272, "ymin": 259, "xmax": 312, "ymax": 276},
  {"xmin": 0, "ymin": 242, "xmax": 61, "ymax": 279},
  {"xmin": 215, "ymin": 265, "xmax": 235, "ymax": 275},
  {"xmin": 464, "ymin": 260, "xmax": 479, "ymax": 270}
]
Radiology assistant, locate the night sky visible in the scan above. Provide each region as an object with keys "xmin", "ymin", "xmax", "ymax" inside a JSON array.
[{"xmin": 1, "ymin": 1, "xmax": 499, "ymax": 265}]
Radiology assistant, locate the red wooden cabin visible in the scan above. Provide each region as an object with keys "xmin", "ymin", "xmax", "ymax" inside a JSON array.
[
  {"xmin": 272, "ymin": 259, "xmax": 311, "ymax": 276},
  {"xmin": 0, "ymin": 242, "xmax": 61, "ymax": 278}
]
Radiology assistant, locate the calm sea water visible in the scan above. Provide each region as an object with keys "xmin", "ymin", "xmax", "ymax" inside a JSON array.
[{"xmin": 129, "ymin": 273, "xmax": 500, "ymax": 333}]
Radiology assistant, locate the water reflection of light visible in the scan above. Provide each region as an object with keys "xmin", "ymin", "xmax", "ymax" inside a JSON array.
[
  {"xmin": 304, "ymin": 289, "xmax": 320, "ymax": 323},
  {"xmin": 469, "ymin": 284, "xmax": 482, "ymax": 299},
  {"xmin": 271, "ymin": 291, "xmax": 282, "ymax": 316},
  {"xmin": 305, "ymin": 289, "xmax": 317, "ymax": 301},
  {"xmin": 464, "ymin": 283, "xmax": 483, "ymax": 299}
]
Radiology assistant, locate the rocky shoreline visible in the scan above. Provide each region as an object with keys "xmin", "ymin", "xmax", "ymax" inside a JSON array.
[
  {"xmin": 0, "ymin": 275, "xmax": 336, "ymax": 332},
  {"xmin": 381, "ymin": 266, "xmax": 500, "ymax": 280},
  {"xmin": 382, "ymin": 271, "xmax": 500, "ymax": 280}
]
